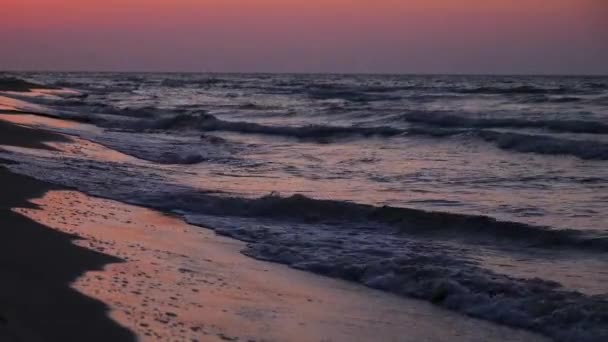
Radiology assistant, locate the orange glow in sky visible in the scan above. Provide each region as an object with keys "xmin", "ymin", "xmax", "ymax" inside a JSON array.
[{"xmin": 1, "ymin": 0, "xmax": 607, "ymax": 74}]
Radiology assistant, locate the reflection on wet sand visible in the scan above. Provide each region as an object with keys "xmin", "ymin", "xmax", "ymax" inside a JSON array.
[
  {"xmin": 0, "ymin": 113, "xmax": 82, "ymax": 130},
  {"xmin": 15, "ymin": 190, "xmax": 547, "ymax": 342}
]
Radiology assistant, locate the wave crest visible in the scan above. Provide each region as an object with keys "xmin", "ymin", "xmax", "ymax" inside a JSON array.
[
  {"xmin": 160, "ymin": 192, "xmax": 608, "ymax": 252},
  {"xmin": 458, "ymin": 85, "xmax": 572, "ymax": 95},
  {"xmin": 478, "ymin": 131, "xmax": 608, "ymax": 160},
  {"xmin": 139, "ymin": 113, "xmax": 405, "ymax": 140},
  {"xmin": 402, "ymin": 111, "xmax": 608, "ymax": 134}
]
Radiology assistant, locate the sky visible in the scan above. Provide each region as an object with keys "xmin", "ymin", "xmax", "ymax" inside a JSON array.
[{"xmin": 1, "ymin": 0, "xmax": 607, "ymax": 74}]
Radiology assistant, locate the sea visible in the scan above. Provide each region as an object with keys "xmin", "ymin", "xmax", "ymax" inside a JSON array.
[{"xmin": 1, "ymin": 73, "xmax": 607, "ymax": 341}]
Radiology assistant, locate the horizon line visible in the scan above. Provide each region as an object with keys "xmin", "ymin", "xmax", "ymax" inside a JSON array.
[{"xmin": 1, "ymin": 69, "xmax": 607, "ymax": 77}]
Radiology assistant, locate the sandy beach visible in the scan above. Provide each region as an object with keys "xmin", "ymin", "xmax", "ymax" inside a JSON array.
[
  {"xmin": 0, "ymin": 118, "xmax": 133, "ymax": 341},
  {"xmin": 0, "ymin": 106, "xmax": 551, "ymax": 341}
]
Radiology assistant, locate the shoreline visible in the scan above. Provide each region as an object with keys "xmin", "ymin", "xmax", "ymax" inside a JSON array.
[
  {"xmin": 13, "ymin": 188, "xmax": 548, "ymax": 342},
  {"xmin": 0, "ymin": 107, "xmax": 550, "ymax": 340}
]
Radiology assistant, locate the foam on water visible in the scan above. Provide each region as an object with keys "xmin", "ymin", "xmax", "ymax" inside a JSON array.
[{"xmin": 2, "ymin": 138, "xmax": 607, "ymax": 341}]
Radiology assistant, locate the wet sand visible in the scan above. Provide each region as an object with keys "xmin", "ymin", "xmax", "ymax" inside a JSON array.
[
  {"xmin": 15, "ymin": 190, "xmax": 548, "ymax": 342},
  {"xmin": 0, "ymin": 111, "xmax": 548, "ymax": 341}
]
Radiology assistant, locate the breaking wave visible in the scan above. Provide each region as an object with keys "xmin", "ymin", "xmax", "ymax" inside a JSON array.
[
  {"xmin": 3, "ymin": 145, "xmax": 607, "ymax": 342},
  {"xmin": 7, "ymin": 95, "xmax": 608, "ymax": 161},
  {"xmin": 237, "ymin": 228, "xmax": 608, "ymax": 342},
  {"xmin": 402, "ymin": 111, "xmax": 608, "ymax": 134},
  {"xmin": 131, "ymin": 113, "xmax": 405, "ymax": 140},
  {"xmin": 477, "ymin": 131, "xmax": 608, "ymax": 160},
  {"xmin": 171, "ymin": 193, "xmax": 608, "ymax": 342},
  {"xmin": 25, "ymin": 107, "xmax": 608, "ymax": 161},
  {"xmin": 149, "ymin": 192, "xmax": 608, "ymax": 253}
]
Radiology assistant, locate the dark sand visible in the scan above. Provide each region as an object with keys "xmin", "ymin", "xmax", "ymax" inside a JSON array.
[
  {"xmin": 0, "ymin": 120, "xmax": 71, "ymax": 150},
  {"xmin": 0, "ymin": 78, "xmax": 54, "ymax": 92},
  {"xmin": 0, "ymin": 118, "xmax": 134, "ymax": 341}
]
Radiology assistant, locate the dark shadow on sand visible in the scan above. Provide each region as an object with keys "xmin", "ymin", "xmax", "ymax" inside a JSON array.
[
  {"xmin": 0, "ymin": 119, "xmax": 135, "ymax": 341},
  {"xmin": 0, "ymin": 77, "xmax": 55, "ymax": 92},
  {"xmin": 0, "ymin": 120, "xmax": 72, "ymax": 151}
]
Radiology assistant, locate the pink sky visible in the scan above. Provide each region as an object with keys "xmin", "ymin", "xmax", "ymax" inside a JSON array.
[{"xmin": 1, "ymin": 0, "xmax": 607, "ymax": 74}]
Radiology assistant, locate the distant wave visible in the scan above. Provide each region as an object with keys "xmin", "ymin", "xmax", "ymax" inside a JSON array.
[
  {"xmin": 305, "ymin": 84, "xmax": 402, "ymax": 102},
  {"xmin": 50, "ymin": 101, "xmax": 173, "ymax": 119},
  {"xmin": 586, "ymin": 82, "xmax": 608, "ymax": 90},
  {"xmin": 94, "ymin": 110, "xmax": 608, "ymax": 161},
  {"xmin": 520, "ymin": 95, "xmax": 583, "ymax": 104},
  {"xmin": 402, "ymin": 111, "xmax": 608, "ymax": 134},
  {"xmin": 136, "ymin": 113, "xmax": 405, "ymax": 140},
  {"xmin": 7, "ymin": 94, "xmax": 608, "ymax": 161},
  {"xmin": 161, "ymin": 77, "xmax": 225, "ymax": 88},
  {"xmin": 457, "ymin": 85, "xmax": 573, "ymax": 95},
  {"xmin": 478, "ymin": 131, "xmax": 608, "ymax": 160},
  {"xmin": 13, "ymin": 93, "xmax": 404, "ymax": 142},
  {"xmin": 407, "ymin": 126, "xmax": 608, "ymax": 160},
  {"xmin": 590, "ymin": 95, "xmax": 608, "ymax": 106},
  {"xmin": 543, "ymin": 96, "xmax": 583, "ymax": 103},
  {"xmin": 20, "ymin": 102, "xmax": 608, "ymax": 161},
  {"xmin": 103, "ymin": 105, "xmax": 173, "ymax": 118},
  {"xmin": 6, "ymin": 77, "xmax": 608, "ymax": 163}
]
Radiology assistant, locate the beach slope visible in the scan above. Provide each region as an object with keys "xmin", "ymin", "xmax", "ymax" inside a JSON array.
[{"xmin": 0, "ymin": 119, "xmax": 134, "ymax": 341}]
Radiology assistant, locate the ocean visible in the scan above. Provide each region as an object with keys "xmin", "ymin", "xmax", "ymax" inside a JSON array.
[{"xmin": 1, "ymin": 73, "xmax": 607, "ymax": 341}]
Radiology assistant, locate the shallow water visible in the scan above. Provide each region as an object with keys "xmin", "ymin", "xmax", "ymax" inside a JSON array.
[{"xmin": 4, "ymin": 73, "xmax": 607, "ymax": 231}]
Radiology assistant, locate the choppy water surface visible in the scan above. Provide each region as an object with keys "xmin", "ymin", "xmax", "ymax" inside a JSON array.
[{"xmin": 1, "ymin": 73, "xmax": 607, "ymax": 341}]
